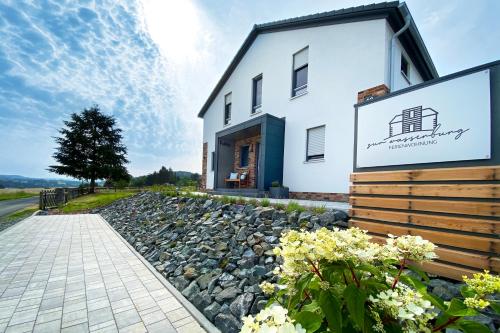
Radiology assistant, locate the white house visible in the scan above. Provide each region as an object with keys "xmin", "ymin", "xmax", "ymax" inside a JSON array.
[{"xmin": 198, "ymin": 1, "xmax": 438, "ymax": 201}]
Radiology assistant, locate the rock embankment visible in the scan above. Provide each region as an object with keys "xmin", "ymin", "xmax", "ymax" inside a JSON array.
[
  {"xmin": 95, "ymin": 192, "xmax": 348, "ymax": 332},
  {"xmin": 95, "ymin": 192, "xmax": 499, "ymax": 333}
]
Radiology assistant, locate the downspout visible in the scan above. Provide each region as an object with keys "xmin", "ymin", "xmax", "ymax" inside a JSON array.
[{"xmin": 389, "ymin": 13, "xmax": 411, "ymax": 91}]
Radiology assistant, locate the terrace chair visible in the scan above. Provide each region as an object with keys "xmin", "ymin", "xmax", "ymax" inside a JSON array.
[{"xmin": 224, "ymin": 172, "xmax": 241, "ymax": 188}]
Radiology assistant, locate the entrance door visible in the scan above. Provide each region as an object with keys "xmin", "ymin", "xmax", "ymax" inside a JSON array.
[{"xmin": 255, "ymin": 142, "xmax": 260, "ymax": 188}]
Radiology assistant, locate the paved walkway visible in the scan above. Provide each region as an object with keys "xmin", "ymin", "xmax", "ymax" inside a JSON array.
[{"xmin": 0, "ymin": 214, "xmax": 208, "ymax": 333}]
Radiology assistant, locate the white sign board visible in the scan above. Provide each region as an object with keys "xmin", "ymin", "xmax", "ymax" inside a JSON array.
[{"xmin": 356, "ymin": 69, "xmax": 491, "ymax": 168}]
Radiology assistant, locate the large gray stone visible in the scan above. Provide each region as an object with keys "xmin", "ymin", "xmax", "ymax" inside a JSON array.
[
  {"xmin": 230, "ymin": 293, "xmax": 254, "ymax": 319},
  {"xmin": 203, "ymin": 302, "xmax": 221, "ymax": 321},
  {"xmin": 193, "ymin": 290, "xmax": 212, "ymax": 311},
  {"xmin": 215, "ymin": 286, "xmax": 241, "ymax": 303},
  {"xmin": 214, "ymin": 313, "xmax": 242, "ymax": 333},
  {"xmin": 181, "ymin": 281, "xmax": 200, "ymax": 301}
]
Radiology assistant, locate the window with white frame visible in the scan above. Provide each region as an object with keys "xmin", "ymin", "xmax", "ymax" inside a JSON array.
[
  {"xmin": 292, "ymin": 47, "xmax": 308, "ymax": 97},
  {"xmin": 224, "ymin": 93, "xmax": 232, "ymax": 125},
  {"xmin": 306, "ymin": 125, "xmax": 325, "ymax": 161},
  {"xmin": 252, "ymin": 75, "xmax": 262, "ymax": 113}
]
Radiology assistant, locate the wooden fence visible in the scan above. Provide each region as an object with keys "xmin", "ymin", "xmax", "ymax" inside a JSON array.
[
  {"xmin": 349, "ymin": 165, "xmax": 500, "ymax": 280},
  {"xmin": 39, "ymin": 187, "xmax": 86, "ymax": 210}
]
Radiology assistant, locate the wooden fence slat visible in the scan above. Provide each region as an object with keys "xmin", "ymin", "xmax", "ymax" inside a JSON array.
[
  {"xmin": 350, "ymin": 184, "xmax": 499, "ymax": 198},
  {"xmin": 350, "ymin": 219, "xmax": 500, "ymax": 253},
  {"xmin": 418, "ymin": 261, "xmax": 479, "ymax": 280},
  {"xmin": 350, "ymin": 166, "xmax": 500, "ymax": 182},
  {"xmin": 349, "ymin": 208, "xmax": 500, "ymax": 235},
  {"xmin": 369, "ymin": 235, "xmax": 500, "ymax": 271},
  {"xmin": 349, "ymin": 196, "xmax": 500, "ymax": 217}
]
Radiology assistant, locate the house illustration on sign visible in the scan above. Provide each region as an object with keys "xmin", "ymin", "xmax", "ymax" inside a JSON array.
[{"xmin": 388, "ymin": 106, "xmax": 438, "ymax": 138}]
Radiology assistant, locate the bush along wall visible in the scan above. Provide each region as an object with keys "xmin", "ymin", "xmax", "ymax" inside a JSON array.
[{"xmin": 94, "ymin": 192, "xmax": 499, "ymax": 333}]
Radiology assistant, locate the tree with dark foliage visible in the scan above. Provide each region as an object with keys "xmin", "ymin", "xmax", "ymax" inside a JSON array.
[{"xmin": 48, "ymin": 105, "xmax": 129, "ymax": 193}]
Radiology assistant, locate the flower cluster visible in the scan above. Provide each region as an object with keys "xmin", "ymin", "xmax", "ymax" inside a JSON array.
[
  {"xmin": 369, "ymin": 283, "xmax": 435, "ymax": 333},
  {"xmin": 273, "ymin": 228, "xmax": 438, "ymax": 283},
  {"xmin": 462, "ymin": 270, "xmax": 500, "ymax": 310},
  {"xmin": 385, "ymin": 234, "xmax": 437, "ymax": 262},
  {"xmin": 241, "ymin": 304, "xmax": 306, "ymax": 333},
  {"xmin": 259, "ymin": 281, "xmax": 276, "ymax": 295}
]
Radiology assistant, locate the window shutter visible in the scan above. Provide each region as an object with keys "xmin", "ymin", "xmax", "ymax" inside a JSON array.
[
  {"xmin": 307, "ymin": 126, "xmax": 325, "ymax": 158},
  {"xmin": 294, "ymin": 47, "xmax": 309, "ymax": 70}
]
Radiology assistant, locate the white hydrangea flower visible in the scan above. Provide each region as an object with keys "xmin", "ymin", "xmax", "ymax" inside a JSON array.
[{"xmin": 241, "ymin": 304, "xmax": 305, "ymax": 333}]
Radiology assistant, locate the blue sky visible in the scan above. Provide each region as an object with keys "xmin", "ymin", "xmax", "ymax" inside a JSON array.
[{"xmin": 0, "ymin": 0, "xmax": 498, "ymax": 178}]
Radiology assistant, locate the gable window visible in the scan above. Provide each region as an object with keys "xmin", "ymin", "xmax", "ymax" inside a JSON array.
[
  {"xmin": 224, "ymin": 93, "xmax": 232, "ymax": 125},
  {"xmin": 211, "ymin": 151, "xmax": 215, "ymax": 171},
  {"xmin": 252, "ymin": 75, "xmax": 262, "ymax": 113},
  {"xmin": 240, "ymin": 145, "xmax": 249, "ymax": 168},
  {"xmin": 401, "ymin": 55, "xmax": 410, "ymax": 80},
  {"xmin": 306, "ymin": 125, "xmax": 325, "ymax": 161},
  {"xmin": 292, "ymin": 47, "xmax": 308, "ymax": 97}
]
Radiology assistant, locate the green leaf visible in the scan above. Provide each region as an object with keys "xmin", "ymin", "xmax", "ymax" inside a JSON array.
[
  {"xmin": 460, "ymin": 285, "xmax": 475, "ymax": 299},
  {"xmin": 344, "ymin": 284, "xmax": 365, "ymax": 330},
  {"xmin": 318, "ymin": 290, "xmax": 342, "ymax": 333},
  {"xmin": 455, "ymin": 320, "xmax": 491, "ymax": 333},
  {"xmin": 489, "ymin": 300, "xmax": 500, "ymax": 314},
  {"xmin": 302, "ymin": 300, "xmax": 321, "ymax": 313},
  {"xmin": 446, "ymin": 299, "xmax": 478, "ymax": 317},
  {"xmin": 290, "ymin": 273, "xmax": 314, "ymax": 310},
  {"xmin": 293, "ymin": 311, "xmax": 323, "ymax": 332}
]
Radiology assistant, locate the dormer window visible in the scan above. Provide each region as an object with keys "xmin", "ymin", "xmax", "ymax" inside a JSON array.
[
  {"xmin": 252, "ymin": 75, "xmax": 262, "ymax": 114},
  {"xmin": 401, "ymin": 55, "xmax": 410, "ymax": 81},
  {"xmin": 224, "ymin": 93, "xmax": 232, "ymax": 125},
  {"xmin": 292, "ymin": 47, "xmax": 308, "ymax": 97}
]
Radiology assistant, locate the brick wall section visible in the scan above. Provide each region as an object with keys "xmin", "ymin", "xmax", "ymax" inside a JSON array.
[
  {"xmin": 290, "ymin": 191, "xmax": 349, "ymax": 202},
  {"xmin": 357, "ymin": 84, "xmax": 389, "ymax": 103},
  {"xmin": 200, "ymin": 142, "xmax": 208, "ymax": 190},
  {"xmin": 233, "ymin": 135, "xmax": 261, "ymax": 188}
]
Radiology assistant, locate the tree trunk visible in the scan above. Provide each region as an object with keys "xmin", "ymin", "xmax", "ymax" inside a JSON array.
[{"xmin": 90, "ymin": 178, "xmax": 96, "ymax": 193}]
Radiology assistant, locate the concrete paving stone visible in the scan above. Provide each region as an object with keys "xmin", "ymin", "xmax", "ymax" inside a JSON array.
[
  {"xmin": 63, "ymin": 298, "xmax": 87, "ymax": 313},
  {"xmin": 118, "ymin": 321, "xmax": 147, "ymax": 333},
  {"xmin": 149, "ymin": 289, "xmax": 172, "ymax": 302},
  {"xmin": 61, "ymin": 309, "xmax": 88, "ymax": 328},
  {"xmin": 88, "ymin": 307, "xmax": 114, "ymax": 327},
  {"xmin": 91, "ymin": 324, "xmax": 118, "ymax": 333},
  {"xmin": 87, "ymin": 297, "xmax": 111, "ymax": 312},
  {"xmin": 61, "ymin": 322, "xmax": 90, "ymax": 333},
  {"xmin": 0, "ymin": 306, "xmax": 16, "ymax": 320},
  {"xmin": 132, "ymin": 295, "xmax": 157, "ymax": 312},
  {"xmin": 139, "ymin": 309, "xmax": 166, "ymax": 326},
  {"xmin": 175, "ymin": 321, "xmax": 205, "ymax": 333},
  {"xmin": 87, "ymin": 288, "xmax": 107, "ymax": 300},
  {"xmin": 9, "ymin": 307, "xmax": 39, "ymax": 326},
  {"xmin": 5, "ymin": 320, "xmax": 35, "ymax": 333},
  {"xmin": 172, "ymin": 316, "xmax": 194, "ymax": 328},
  {"xmin": 146, "ymin": 318, "xmax": 176, "ymax": 333},
  {"xmin": 107, "ymin": 288, "xmax": 129, "ymax": 302},
  {"xmin": 157, "ymin": 298, "xmax": 182, "ymax": 314},
  {"xmin": 35, "ymin": 308, "xmax": 63, "ymax": 324},
  {"xmin": 33, "ymin": 319, "xmax": 62, "ymax": 333},
  {"xmin": 114, "ymin": 309, "xmax": 141, "ymax": 329},
  {"xmin": 16, "ymin": 297, "xmax": 42, "ymax": 309},
  {"xmin": 165, "ymin": 308, "xmax": 191, "ymax": 323},
  {"xmin": 2, "ymin": 287, "xmax": 26, "ymax": 298},
  {"xmin": 89, "ymin": 319, "xmax": 115, "ymax": 332}
]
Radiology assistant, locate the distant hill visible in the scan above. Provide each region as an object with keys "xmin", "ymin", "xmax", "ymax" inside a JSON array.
[
  {"xmin": 175, "ymin": 171, "xmax": 197, "ymax": 178},
  {"xmin": 0, "ymin": 175, "xmax": 83, "ymax": 188}
]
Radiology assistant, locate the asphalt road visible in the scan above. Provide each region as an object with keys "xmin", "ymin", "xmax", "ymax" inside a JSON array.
[{"xmin": 0, "ymin": 196, "xmax": 38, "ymax": 218}]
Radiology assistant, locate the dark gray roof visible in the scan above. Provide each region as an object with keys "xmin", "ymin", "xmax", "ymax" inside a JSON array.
[{"xmin": 198, "ymin": 1, "xmax": 438, "ymax": 118}]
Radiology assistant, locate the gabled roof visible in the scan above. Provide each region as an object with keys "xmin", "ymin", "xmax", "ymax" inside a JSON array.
[{"xmin": 198, "ymin": 1, "xmax": 438, "ymax": 118}]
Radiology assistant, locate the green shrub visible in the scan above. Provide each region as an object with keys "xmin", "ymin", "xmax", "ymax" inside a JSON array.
[
  {"xmin": 312, "ymin": 204, "xmax": 327, "ymax": 214},
  {"xmin": 286, "ymin": 201, "xmax": 305, "ymax": 213},
  {"xmin": 229, "ymin": 196, "xmax": 238, "ymax": 204},
  {"xmin": 236, "ymin": 196, "xmax": 247, "ymax": 205},
  {"xmin": 242, "ymin": 229, "xmax": 500, "ymax": 333},
  {"xmin": 274, "ymin": 202, "xmax": 286, "ymax": 211},
  {"xmin": 248, "ymin": 198, "xmax": 258, "ymax": 206},
  {"xmin": 260, "ymin": 198, "xmax": 270, "ymax": 207},
  {"xmin": 271, "ymin": 180, "xmax": 281, "ymax": 187},
  {"xmin": 220, "ymin": 196, "xmax": 231, "ymax": 204}
]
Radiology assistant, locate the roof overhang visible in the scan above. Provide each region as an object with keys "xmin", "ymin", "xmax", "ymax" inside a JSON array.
[{"xmin": 198, "ymin": 1, "xmax": 438, "ymax": 118}]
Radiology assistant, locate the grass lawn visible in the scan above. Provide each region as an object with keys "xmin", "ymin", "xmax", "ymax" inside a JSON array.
[
  {"xmin": 0, "ymin": 205, "xmax": 38, "ymax": 223},
  {"xmin": 61, "ymin": 191, "xmax": 137, "ymax": 213},
  {"xmin": 0, "ymin": 189, "xmax": 39, "ymax": 201}
]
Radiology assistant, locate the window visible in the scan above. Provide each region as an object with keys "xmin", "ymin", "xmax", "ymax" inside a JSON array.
[
  {"xmin": 211, "ymin": 152, "xmax": 215, "ymax": 171},
  {"xmin": 409, "ymin": 110, "xmax": 415, "ymax": 118},
  {"xmin": 292, "ymin": 47, "xmax": 308, "ymax": 97},
  {"xmin": 252, "ymin": 75, "xmax": 262, "ymax": 113},
  {"xmin": 306, "ymin": 125, "xmax": 325, "ymax": 161},
  {"xmin": 224, "ymin": 93, "xmax": 232, "ymax": 125},
  {"xmin": 401, "ymin": 55, "xmax": 409, "ymax": 79},
  {"xmin": 240, "ymin": 145, "xmax": 249, "ymax": 168}
]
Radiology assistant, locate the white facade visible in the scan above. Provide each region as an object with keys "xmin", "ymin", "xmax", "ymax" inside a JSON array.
[{"xmin": 202, "ymin": 18, "xmax": 427, "ymax": 194}]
